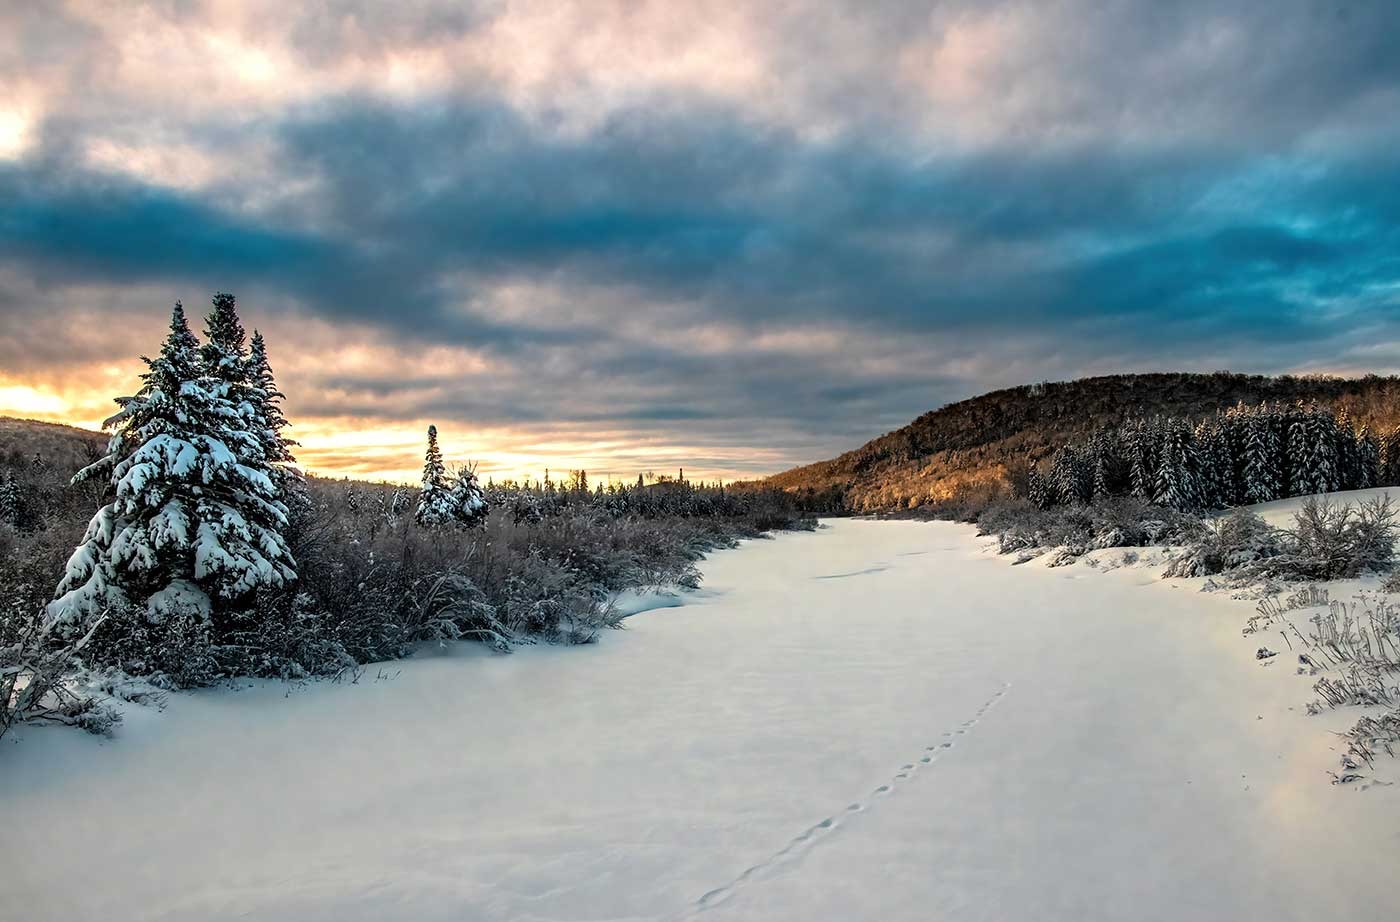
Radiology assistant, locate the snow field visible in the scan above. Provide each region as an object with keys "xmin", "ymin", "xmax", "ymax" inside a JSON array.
[{"xmin": 4, "ymin": 519, "xmax": 1397, "ymax": 921}]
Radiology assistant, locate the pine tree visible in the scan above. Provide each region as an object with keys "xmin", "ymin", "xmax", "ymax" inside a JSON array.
[
  {"xmin": 1242, "ymin": 406, "xmax": 1281, "ymax": 505},
  {"xmin": 1026, "ymin": 463, "xmax": 1050, "ymax": 509},
  {"xmin": 0, "ymin": 471, "xmax": 21, "ymax": 528},
  {"xmin": 1220, "ymin": 403, "xmax": 1250, "ymax": 506},
  {"xmin": 1288, "ymin": 405, "xmax": 1340, "ymax": 496},
  {"xmin": 448, "ymin": 464, "xmax": 489, "ymax": 529},
  {"xmin": 1154, "ymin": 420, "xmax": 1199, "ymax": 511},
  {"xmin": 1381, "ymin": 425, "xmax": 1400, "ymax": 487},
  {"xmin": 1193, "ymin": 420, "xmax": 1230, "ymax": 510},
  {"xmin": 1357, "ymin": 425, "xmax": 1380, "ymax": 489},
  {"xmin": 1286, "ymin": 404, "xmax": 1315, "ymax": 496},
  {"xmin": 416, "ymin": 425, "xmax": 455, "ymax": 526},
  {"xmin": 1049, "ymin": 447, "xmax": 1087, "ymax": 505},
  {"xmin": 1335, "ymin": 408, "xmax": 1360, "ymax": 491},
  {"xmin": 247, "ymin": 331, "xmax": 299, "ymax": 481},
  {"xmin": 1126, "ymin": 420, "xmax": 1156, "ymax": 500},
  {"xmin": 49, "ymin": 302, "xmax": 296, "ymax": 631}
]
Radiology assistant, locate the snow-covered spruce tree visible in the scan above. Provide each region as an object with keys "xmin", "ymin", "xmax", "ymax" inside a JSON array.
[
  {"xmin": 1241, "ymin": 405, "xmax": 1282, "ymax": 505},
  {"xmin": 1305, "ymin": 406, "xmax": 1341, "ymax": 495},
  {"xmin": 49, "ymin": 302, "xmax": 296, "ymax": 632},
  {"xmin": 1049, "ymin": 446, "xmax": 1089, "ymax": 505},
  {"xmin": 1026, "ymin": 463, "xmax": 1051, "ymax": 509},
  {"xmin": 247, "ymin": 330, "xmax": 300, "ymax": 490},
  {"xmin": 1381, "ymin": 425, "xmax": 1400, "ymax": 487},
  {"xmin": 1125, "ymin": 420, "xmax": 1157, "ymax": 500},
  {"xmin": 1335, "ymin": 408, "xmax": 1361, "ymax": 491},
  {"xmin": 416, "ymin": 425, "xmax": 456, "ymax": 526},
  {"xmin": 1286, "ymin": 404, "xmax": 1343, "ymax": 497},
  {"xmin": 448, "ymin": 463, "xmax": 490, "ymax": 529},
  {"xmin": 1357, "ymin": 425, "xmax": 1380, "ymax": 490},
  {"xmin": 1193, "ymin": 420, "xmax": 1230, "ymax": 510},
  {"xmin": 1084, "ymin": 429, "xmax": 1124, "ymax": 500},
  {"xmin": 1153, "ymin": 420, "xmax": 1200, "ymax": 512},
  {"xmin": 0, "ymin": 471, "xmax": 21, "ymax": 528},
  {"xmin": 1219, "ymin": 403, "xmax": 1250, "ymax": 506}
]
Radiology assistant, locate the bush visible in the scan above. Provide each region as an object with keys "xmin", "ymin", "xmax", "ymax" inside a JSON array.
[
  {"xmin": 2, "ymin": 603, "xmax": 119, "ymax": 741},
  {"xmin": 0, "ymin": 459, "xmax": 815, "ymax": 693},
  {"xmin": 977, "ymin": 495, "xmax": 1204, "ymax": 559},
  {"xmin": 1163, "ymin": 510, "xmax": 1283, "ymax": 578},
  {"xmin": 1276, "ymin": 496, "xmax": 1397, "ymax": 581},
  {"xmin": 1166, "ymin": 498, "xmax": 1398, "ymax": 584}
]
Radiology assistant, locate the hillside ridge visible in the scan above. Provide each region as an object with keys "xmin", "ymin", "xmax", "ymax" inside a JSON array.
[{"xmin": 762, "ymin": 372, "xmax": 1400, "ymax": 511}]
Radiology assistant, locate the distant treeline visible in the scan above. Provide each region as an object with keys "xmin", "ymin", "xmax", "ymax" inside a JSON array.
[
  {"xmin": 1026, "ymin": 402, "xmax": 1399, "ymax": 512},
  {"xmin": 763, "ymin": 372, "xmax": 1400, "ymax": 513}
]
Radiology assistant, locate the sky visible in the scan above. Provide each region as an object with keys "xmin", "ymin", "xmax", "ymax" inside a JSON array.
[{"xmin": 2, "ymin": 1, "xmax": 1399, "ymax": 484}]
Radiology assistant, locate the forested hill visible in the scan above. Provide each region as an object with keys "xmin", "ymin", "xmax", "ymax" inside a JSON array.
[
  {"xmin": 762, "ymin": 373, "xmax": 1400, "ymax": 512},
  {"xmin": 0, "ymin": 417, "xmax": 106, "ymax": 472}
]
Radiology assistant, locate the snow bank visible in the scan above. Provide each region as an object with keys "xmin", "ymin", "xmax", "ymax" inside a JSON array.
[
  {"xmin": 3, "ymin": 520, "xmax": 1396, "ymax": 921},
  {"xmin": 1242, "ymin": 486, "xmax": 1399, "ymax": 529}
]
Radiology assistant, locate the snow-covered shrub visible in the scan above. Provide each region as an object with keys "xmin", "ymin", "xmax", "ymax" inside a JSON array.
[
  {"xmin": 405, "ymin": 572, "xmax": 510, "ymax": 651},
  {"xmin": 1272, "ymin": 496, "xmax": 1398, "ymax": 581},
  {"xmin": 501, "ymin": 553, "xmax": 622, "ymax": 645},
  {"xmin": 79, "ymin": 598, "xmax": 220, "ymax": 689},
  {"xmin": 976, "ymin": 495, "xmax": 1204, "ymax": 554},
  {"xmin": 1162, "ymin": 510, "xmax": 1283, "ymax": 579},
  {"xmin": 2, "ymin": 604, "xmax": 119, "ymax": 741}
]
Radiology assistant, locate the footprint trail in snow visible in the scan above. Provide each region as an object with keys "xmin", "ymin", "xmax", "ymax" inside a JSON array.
[{"xmin": 683, "ymin": 682, "xmax": 1012, "ymax": 916}]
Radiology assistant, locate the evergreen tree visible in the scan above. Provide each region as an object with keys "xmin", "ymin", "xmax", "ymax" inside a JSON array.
[
  {"xmin": 49, "ymin": 303, "xmax": 296, "ymax": 631},
  {"xmin": 1193, "ymin": 420, "xmax": 1230, "ymax": 510},
  {"xmin": 247, "ymin": 331, "xmax": 299, "ymax": 480},
  {"xmin": 1154, "ymin": 420, "xmax": 1199, "ymax": 511},
  {"xmin": 448, "ymin": 464, "xmax": 490, "ymax": 529},
  {"xmin": 1242, "ymin": 405, "xmax": 1281, "ymax": 505},
  {"xmin": 1049, "ymin": 446, "xmax": 1088, "ymax": 505},
  {"xmin": 416, "ymin": 425, "xmax": 455, "ymax": 526},
  {"xmin": 1126, "ymin": 420, "xmax": 1156, "ymax": 500},
  {"xmin": 1335, "ymin": 408, "xmax": 1360, "ymax": 491},
  {"xmin": 1288, "ymin": 405, "xmax": 1340, "ymax": 496},
  {"xmin": 1381, "ymin": 425, "xmax": 1400, "ymax": 486},
  {"xmin": 1219, "ymin": 403, "xmax": 1250, "ymax": 506},
  {"xmin": 0, "ymin": 471, "xmax": 21, "ymax": 528},
  {"xmin": 1026, "ymin": 463, "xmax": 1050, "ymax": 509},
  {"xmin": 1357, "ymin": 425, "xmax": 1380, "ymax": 489}
]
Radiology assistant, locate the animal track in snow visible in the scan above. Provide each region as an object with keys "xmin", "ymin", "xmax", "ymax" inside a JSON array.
[
  {"xmin": 684, "ymin": 681, "xmax": 1012, "ymax": 916},
  {"xmin": 813, "ymin": 565, "xmax": 889, "ymax": 580}
]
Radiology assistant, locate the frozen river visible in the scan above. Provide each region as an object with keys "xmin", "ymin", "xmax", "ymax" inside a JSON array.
[{"xmin": 4, "ymin": 519, "xmax": 1396, "ymax": 921}]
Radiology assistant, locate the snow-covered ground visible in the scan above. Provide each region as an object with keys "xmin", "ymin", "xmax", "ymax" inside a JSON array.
[
  {"xmin": 1243, "ymin": 486, "xmax": 1398, "ymax": 529},
  {"xmin": 4, "ymin": 519, "xmax": 1398, "ymax": 921}
]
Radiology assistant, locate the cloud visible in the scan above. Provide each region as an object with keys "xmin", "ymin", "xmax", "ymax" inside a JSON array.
[{"xmin": 1, "ymin": 1, "xmax": 1399, "ymax": 479}]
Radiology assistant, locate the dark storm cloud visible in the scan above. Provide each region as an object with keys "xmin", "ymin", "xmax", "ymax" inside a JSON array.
[{"xmin": 2, "ymin": 0, "xmax": 1399, "ymax": 474}]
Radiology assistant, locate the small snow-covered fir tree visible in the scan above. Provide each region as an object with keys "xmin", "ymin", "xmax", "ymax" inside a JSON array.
[
  {"xmin": 49, "ymin": 302, "xmax": 296, "ymax": 631},
  {"xmin": 416, "ymin": 425, "xmax": 456, "ymax": 526},
  {"xmin": 448, "ymin": 464, "xmax": 490, "ymax": 529},
  {"xmin": 0, "ymin": 471, "xmax": 21, "ymax": 527}
]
